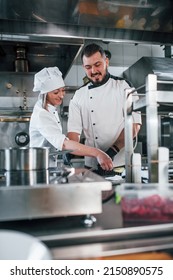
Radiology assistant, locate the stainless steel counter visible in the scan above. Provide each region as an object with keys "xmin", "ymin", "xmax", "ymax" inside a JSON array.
[
  {"xmin": 0, "ymin": 168, "xmax": 112, "ymax": 221},
  {"xmin": 1, "ymin": 196, "xmax": 173, "ymax": 259},
  {"xmin": 41, "ymin": 201, "xmax": 173, "ymax": 259}
]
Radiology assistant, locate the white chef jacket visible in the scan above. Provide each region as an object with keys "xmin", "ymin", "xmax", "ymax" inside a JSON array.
[
  {"xmin": 68, "ymin": 74, "xmax": 141, "ymax": 169},
  {"xmin": 29, "ymin": 98, "xmax": 66, "ymax": 166}
]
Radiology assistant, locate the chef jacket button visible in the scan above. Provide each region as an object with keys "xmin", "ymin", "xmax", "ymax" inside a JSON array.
[
  {"xmin": 93, "ymin": 123, "xmax": 96, "ymax": 125},
  {"xmin": 91, "ymin": 110, "xmax": 94, "ymax": 112},
  {"xmin": 95, "ymin": 137, "xmax": 98, "ymax": 139},
  {"xmin": 90, "ymin": 96, "xmax": 92, "ymax": 99},
  {"xmin": 58, "ymin": 121, "xmax": 60, "ymax": 123}
]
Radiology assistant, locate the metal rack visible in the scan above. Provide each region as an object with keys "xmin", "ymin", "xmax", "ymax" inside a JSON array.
[{"xmin": 125, "ymin": 74, "xmax": 173, "ymax": 183}]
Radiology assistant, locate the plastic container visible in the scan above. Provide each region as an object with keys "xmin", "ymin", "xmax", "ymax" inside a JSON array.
[{"xmin": 116, "ymin": 183, "xmax": 173, "ymax": 224}]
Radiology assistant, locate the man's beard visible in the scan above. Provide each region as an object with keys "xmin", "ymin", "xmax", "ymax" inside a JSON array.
[
  {"xmin": 88, "ymin": 70, "xmax": 108, "ymax": 86},
  {"xmin": 89, "ymin": 73, "xmax": 103, "ymax": 86}
]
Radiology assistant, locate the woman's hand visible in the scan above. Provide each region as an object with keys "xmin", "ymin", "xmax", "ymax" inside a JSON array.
[{"xmin": 63, "ymin": 138, "xmax": 113, "ymax": 170}]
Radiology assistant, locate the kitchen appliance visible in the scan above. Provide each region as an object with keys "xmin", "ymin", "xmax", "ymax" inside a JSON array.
[
  {"xmin": 0, "ymin": 167, "xmax": 112, "ymax": 222},
  {"xmin": 14, "ymin": 45, "xmax": 29, "ymax": 73},
  {"xmin": 0, "ymin": 70, "xmax": 35, "ymax": 149},
  {"xmin": 0, "ymin": 0, "xmax": 172, "ymax": 52},
  {"xmin": 124, "ymin": 73, "xmax": 173, "ymax": 183},
  {"xmin": 123, "ymin": 57, "xmax": 173, "ymax": 159},
  {"xmin": 0, "ymin": 118, "xmax": 31, "ymax": 149}
]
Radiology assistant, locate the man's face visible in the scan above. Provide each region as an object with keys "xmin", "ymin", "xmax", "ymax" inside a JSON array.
[{"xmin": 82, "ymin": 51, "xmax": 109, "ymax": 85}]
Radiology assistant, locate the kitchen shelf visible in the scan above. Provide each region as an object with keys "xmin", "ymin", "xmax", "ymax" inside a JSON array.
[
  {"xmin": 125, "ymin": 74, "xmax": 173, "ymax": 183},
  {"xmin": 0, "ymin": 108, "xmax": 32, "ymax": 117},
  {"xmin": 133, "ymin": 91, "xmax": 173, "ymax": 111}
]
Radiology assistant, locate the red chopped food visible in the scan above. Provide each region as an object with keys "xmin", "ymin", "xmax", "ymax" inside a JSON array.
[
  {"xmin": 121, "ymin": 194, "xmax": 173, "ymax": 222},
  {"xmin": 143, "ymin": 194, "xmax": 166, "ymax": 208}
]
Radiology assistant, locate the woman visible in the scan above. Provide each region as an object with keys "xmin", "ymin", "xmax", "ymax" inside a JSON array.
[{"xmin": 29, "ymin": 66, "xmax": 113, "ymax": 170}]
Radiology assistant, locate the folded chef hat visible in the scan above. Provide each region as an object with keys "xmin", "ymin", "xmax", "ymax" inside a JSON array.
[{"xmin": 33, "ymin": 67, "xmax": 65, "ymax": 94}]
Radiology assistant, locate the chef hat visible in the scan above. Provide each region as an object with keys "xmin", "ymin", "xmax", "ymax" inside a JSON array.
[{"xmin": 33, "ymin": 67, "xmax": 65, "ymax": 94}]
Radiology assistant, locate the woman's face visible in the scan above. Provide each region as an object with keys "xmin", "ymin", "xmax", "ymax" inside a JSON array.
[{"xmin": 46, "ymin": 87, "xmax": 65, "ymax": 106}]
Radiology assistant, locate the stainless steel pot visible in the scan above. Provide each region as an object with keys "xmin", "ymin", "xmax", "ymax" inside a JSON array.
[
  {"xmin": 4, "ymin": 147, "xmax": 49, "ymax": 171},
  {"xmin": 5, "ymin": 170, "xmax": 49, "ymax": 186}
]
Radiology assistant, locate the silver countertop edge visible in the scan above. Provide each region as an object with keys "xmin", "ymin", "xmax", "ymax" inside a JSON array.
[
  {"xmin": 39, "ymin": 222, "xmax": 173, "ymax": 242},
  {"xmin": 38, "ymin": 223, "xmax": 173, "ymax": 259}
]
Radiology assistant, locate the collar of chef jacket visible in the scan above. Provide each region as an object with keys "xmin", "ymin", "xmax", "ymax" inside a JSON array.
[
  {"xmin": 88, "ymin": 72, "xmax": 133, "ymax": 89},
  {"xmin": 47, "ymin": 104, "xmax": 58, "ymax": 114}
]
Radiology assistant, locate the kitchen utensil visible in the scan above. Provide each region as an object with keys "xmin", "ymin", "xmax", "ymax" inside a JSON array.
[
  {"xmin": 4, "ymin": 147, "xmax": 49, "ymax": 171},
  {"xmin": 5, "ymin": 170, "xmax": 49, "ymax": 186}
]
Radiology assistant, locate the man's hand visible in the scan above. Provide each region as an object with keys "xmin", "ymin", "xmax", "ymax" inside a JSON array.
[
  {"xmin": 96, "ymin": 145, "xmax": 120, "ymax": 176},
  {"xmin": 96, "ymin": 151, "xmax": 113, "ymax": 171},
  {"xmin": 97, "ymin": 164, "xmax": 116, "ymax": 177}
]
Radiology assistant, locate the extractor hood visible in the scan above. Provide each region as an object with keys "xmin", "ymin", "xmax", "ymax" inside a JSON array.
[
  {"xmin": 123, "ymin": 57, "xmax": 173, "ymax": 90},
  {"xmin": 0, "ymin": 0, "xmax": 172, "ymax": 75},
  {"xmin": 0, "ymin": 0, "xmax": 172, "ymax": 45},
  {"xmin": 0, "ymin": 41, "xmax": 83, "ymax": 77}
]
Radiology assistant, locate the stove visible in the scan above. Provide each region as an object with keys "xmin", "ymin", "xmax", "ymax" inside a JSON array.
[{"xmin": 0, "ymin": 167, "xmax": 112, "ymax": 222}]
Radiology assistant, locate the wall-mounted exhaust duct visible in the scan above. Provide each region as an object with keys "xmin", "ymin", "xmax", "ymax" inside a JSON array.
[
  {"xmin": 14, "ymin": 45, "xmax": 29, "ymax": 72},
  {"xmin": 123, "ymin": 57, "xmax": 173, "ymax": 91},
  {"xmin": 0, "ymin": 41, "xmax": 83, "ymax": 74}
]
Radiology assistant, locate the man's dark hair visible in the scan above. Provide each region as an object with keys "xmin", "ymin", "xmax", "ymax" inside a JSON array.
[{"xmin": 81, "ymin": 43, "xmax": 106, "ymax": 62}]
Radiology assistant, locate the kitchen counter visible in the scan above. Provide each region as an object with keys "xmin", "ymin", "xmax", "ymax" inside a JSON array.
[{"xmin": 1, "ymin": 196, "xmax": 173, "ymax": 259}]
